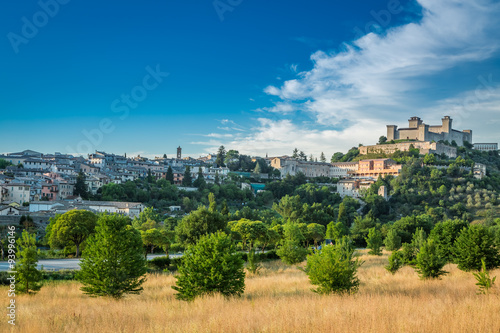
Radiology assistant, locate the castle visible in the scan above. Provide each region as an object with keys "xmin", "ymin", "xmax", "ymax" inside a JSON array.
[{"xmin": 387, "ymin": 116, "xmax": 472, "ymax": 146}]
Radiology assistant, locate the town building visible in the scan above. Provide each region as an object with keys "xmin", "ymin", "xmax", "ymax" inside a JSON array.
[{"xmin": 473, "ymin": 143, "xmax": 498, "ymax": 152}]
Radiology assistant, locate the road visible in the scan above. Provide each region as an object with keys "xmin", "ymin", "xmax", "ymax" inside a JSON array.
[{"xmin": 0, "ymin": 253, "xmax": 183, "ymax": 271}]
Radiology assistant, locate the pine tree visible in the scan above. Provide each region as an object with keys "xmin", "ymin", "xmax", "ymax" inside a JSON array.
[
  {"xmin": 172, "ymin": 231, "xmax": 245, "ymax": 301},
  {"xmin": 292, "ymin": 148, "xmax": 299, "ymax": 159},
  {"xmin": 384, "ymin": 228, "xmax": 402, "ymax": 251},
  {"xmin": 166, "ymin": 166, "xmax": 174, "ymax": 184},
  {"xmin": 193, "ymin": 167, "xmax": 206, "ymax": 189},
  {"xmin": 215, "ymin": 145, "xmax": 226, "ymax": 167},
  {"xmin": 365, "ymin": 227, "xmax": 383, "ymax": 256},
  {"xmin": 415, "ymin": 239, "xmax": 447, "ymax": 279},
  {"xmin": 320, "ymin": 152, "xmax": 326, "ymax": 162},
  {"xmin": 182, "ymin": 166, "xmax": 192, "ymax": 187},
  {"xmin": 77, "ymin": 214, "xmax": 147, "ymax": 299},
  {"xmin": 15, "ymin": 230, "xmax": 42, "ymax": 294},
  {"xmin": 277, "ymin": 222, "xmax": 308, "ymax": 265}
]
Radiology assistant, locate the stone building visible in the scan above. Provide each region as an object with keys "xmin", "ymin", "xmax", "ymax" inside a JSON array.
[{"xmin": 387, "ymin": 116, "xmax": 472, "ymax": 146}]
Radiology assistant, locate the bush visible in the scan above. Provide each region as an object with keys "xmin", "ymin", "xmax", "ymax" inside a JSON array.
[
  {"xmin": 172, "ymin": 231, "xmax": 245, "ymax": 301},
  {"xmin": 365, "ymin": 227, "xmax": 383, "ymax": 255},
  {"xmin": 246, "ymin": 249, "xmax": 261, "ymax": 274},
  {"xmin": 276, "ymin": 222, "xmax": 308, "ymax": 265},
  {"xmin": 15, "ymin": 230, "xmax": 42, "ymax": 294},
  {"xmin": 429, "ymin": 219, "xmax": 468, "ymax": 263},
  {"xmin": 385, "ymin": 251, "xmax": 404, "ymax": 275},
  {"xmin": 415, "ymin": 239, "xmax": 447, "ymax": 280},
  {"xmin": 42, "ymin": 270, "xmax": 77, "ymax": 281},
  {"xmin": 454, "ymin": 224, "xmax": 500, "ymax": 271},
  {"xmin": 473, "ymin": 259, "xmax": 497, "ymax": 295},
  {"xmin": 304, "ymin": 237, "xmax": 362, "ymax": 295},
  {"xmin": 147, "ymin": 256, "xmax": 171, "ymax": 271}
]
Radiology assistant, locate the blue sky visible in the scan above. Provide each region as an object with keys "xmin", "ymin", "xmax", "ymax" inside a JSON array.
[{"xmin": 1, "ymin": 0, "xmax": 499, "ymax": 158}]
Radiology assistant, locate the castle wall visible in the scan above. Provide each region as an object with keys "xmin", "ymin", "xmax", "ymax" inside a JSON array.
[
  {"xmin": 397, "ymin": 129, "xmax": 419, "ymax": 140},
  {"xmin": 359, "ymin": 141, "xmax": 457, "ymax": 158}
]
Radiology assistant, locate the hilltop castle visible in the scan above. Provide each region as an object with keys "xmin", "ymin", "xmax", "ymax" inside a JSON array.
[{"xmin": 387, "ymin": 116, "xmax": 472, "ymax": 146}]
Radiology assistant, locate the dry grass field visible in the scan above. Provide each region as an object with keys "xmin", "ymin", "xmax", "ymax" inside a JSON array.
[{"xmin": 2, "ymin": 250, "xmax": 499, "ymax": 333}]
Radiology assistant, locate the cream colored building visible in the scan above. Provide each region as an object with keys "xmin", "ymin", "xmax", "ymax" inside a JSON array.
[{"xmin": 0, "ymin": 183, "xmax": 31, "ymax": 205}]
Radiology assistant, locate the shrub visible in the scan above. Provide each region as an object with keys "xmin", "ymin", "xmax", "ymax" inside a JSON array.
[
  {"xmin": 384, "ymin": 228, "xmax": 402, "ymax": 251},
  {"xmin": 77, "ymin": 214, "xmax": 147, "ymax": 299},
  {"xmin": 147, "ymin": 256, "xmax": 171, "ymax": 271},
  {"xmin": 42, "ymin": 270, "xmax": 77, "ymax": 281},
  {"xmin": 277, "ymin": 222, "xmax": 308, "ymax": 265},
  {"xmin": 172, "ymin": 231, "xmax": 245, "ymax": 301},
  {"xmin": 415, "ymin": 239, "xmax": 447, "ymax": 280},
  {"xmin": 385, "ymin": 250, "xmax": 404, "ymax": 275},
  {"xmin": 304, "ymin": 237, "xmax": 362, "ymax": 295},
  {"xmin": 401, "ymin": 243, "xmax": 417, "ymax": 266},
  {"xmin": 15, "ymin": 230, "xmax": 42, "ymax": 294},
  {"xmin": 473, "ymin": 259, "xmax": 497, "ymax": 295},
  {"xmin": 365, "ymin": 227, "xmax": 383, "ymax": 255},
  {"xmin": 454, "ymin": 224, "xmax": 500, "ymax": 271},
  {"xmin": 429, "ymin": 219, "xmax": 468, "ymax": 263},
  {"xmin": 246, "ymin": 249, "xmax": 261, "ymax": 274}
]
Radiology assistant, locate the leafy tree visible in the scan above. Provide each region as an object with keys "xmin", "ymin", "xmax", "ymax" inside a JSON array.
[
  {"xmin": 365, "ymin": 227, "xmax": 383, "ymax": 255},
  {"xmin": 385, "ymin": 250, "xmax": 404, "ymax": 275},
  {"xmin": 331, "ymin": 152, "xmax": 344, "ymax": 163},
  {"xmin": 221, "ymin": 200, "xmax": 229, "ymax": 216},
  {"xmin": 304, "ymin": 237, "xmax": 362, "ymax": 295},
  {"xmin": 454, "ymin": 224, "xmax": 500, "ymax": 271},
  {"xmin": 19, "ymin": 215, "xmax": 36, "ymax": 232},
  {"xmin": 429, "ymin": 219, "xmax": 468, "ymax": 262},
  {"xmin": 215, "ymin": 145, "xmax": 226, "ymax": 167},
  {"xmin": 0, "ymin": 158, "xmax": 13, "ymax": 169},
  {"xmin": 378, "ymin": 136, "xmax": 387, "ymax": 144},
  {"xmin": 49, "ymin": 210, "xmax": 98, "ymax": 257},
  {"xmin": 77, "ymin": 214, "xmax": 147, "ymax": 299},
  {"xmin": 147, "ymin": 169, "xmax": 154, "ymax": 183},
  {"xmin": 182, "ymin": 166, "xmax": 192, "ymax": 186},
  {"xmin": 337, "ymin": 203, "xmax": 348, "ymax": 227},
  {"xmin": 292, "ymin": 148, "xmax": 299, "ymax": 159},
  {"xmin": 473, "ymin": 259, "xmax": 497, "ymax": 295},
  {"xmin": 140, "ymin": 228, "xmax": 163, "ymax": 257},
  {"xmin": 172, "ymin": 231, "xmax": 245, "ymax": 301},
  {"xmin": 246, "ymin": 248, "xmax": 261, "ymax": 274},
  {"xmin": 74, "ymin": 171, "xmax": 89, "ymax": 199},
  {"xmin": 272, "ymin": 195, "xmax": 303, "ymax": 221},
  {"xmin": 326, "ymin": 221, "xmax": 347, "ymax": 244},
  {"xmin": 307, "ymin": 223, "xmax": 325, "ymax": 248},
  {"xmin": 384, "ymin": 228, "xmax": 402, "ymax": 251},
  {"xmin": 415, "ymin": 239, "xmax": 447, "ymax": 279},
  {"xmin": 132, "ymin": 207, "xmax": 161, "ymax": 231},
  {"xmin": 276, "ymin": 222, "xmax": 307, "ymax": 265},
  {"xmin": 166, "ymin": 166, "xmax": 174, "ymax": 184},
  {"xmin": 230, "ymin": 219, "xmax": 267, "ymax": 251},
  {"xmin": 15, "ymin": 230, "xmax": 42, "ymax": 294},
  {"xmin": 176, "ymin": 205, "xmax": 227, "ymax": 245}
]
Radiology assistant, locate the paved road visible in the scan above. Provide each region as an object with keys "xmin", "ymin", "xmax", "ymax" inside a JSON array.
[{"xmin": 0, "ymin": 253, "xmax": 183, "ymax": 271}]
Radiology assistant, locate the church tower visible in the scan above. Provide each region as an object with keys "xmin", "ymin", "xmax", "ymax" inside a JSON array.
[{"xmin": 177, "ymin": 146, "xmax": 182, "ymax": 159}]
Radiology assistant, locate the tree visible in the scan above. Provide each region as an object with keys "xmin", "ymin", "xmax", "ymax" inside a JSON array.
[
  {"xmin": 319, "ymin": 152, "xmax": 326, "ymax": 163},
  {"xmin": 292, "ymin": 148, "xmax": 299, "ymax": 159},
  {"xmin": 182, "ymin": 166, "xmax": 192, "ymax": 186},
  {"xmin": 163, "ymin": 153, "xmax": 167, "ymax": 158},
  {"xmin": 299, "ymin": 151, "xmax": 307, "ymax": 161},
  {"xmin": 326, "ymin": 221, "xmax": 347, "ymax": 244},
  {"xmin": 365, "ymin": 227, "xmax": 383, "ymax": 255},
  {"xmin": 215, "ymin": 145, "xmax": 226, "ymax": 167},
  {"xmin": 172, "ymin": 231, "xmax": 245, "ymax": 301},
  {"xmin": 77, "ymin": 214, "xmax": 147, "ymax": 299},
  {"xmin": 176, "ymin": 205, "xmax": 227, "ymax": 245},
  {"xmin": 140, "ymin": 228, "xmax": 163, "ymax": 258},
  {"xmin": 276, "ymin": 222, "xmax": 307, "ymax": 265},
  {"xmin": 454, "ymin": 224, "xmax": 500, "ymax": 271},
  {"xmin": 337, "ymin": 203, "xmax": 348, "ymax": 227},
  {"xmin": 378, "ymin": 136, "xmax": 387, "ymax": 144},
  {"xmin": 429, "ymin": 219, "xmax": 468, "ymax": 263},
  {"xmin": 49, "ymin": 210, "xmax": 98, "ymax": 258},
  {"xmin": 385, "ymin": 250, "xmax": 404, "ymax": 275},
  {"xmin": 166, "ymin": 166, "xmax": 174, "ymax": 184},
  {"xmin": 304, "ymin": 237, "xmax": 362, "ymax": 295},
  {"xmin": 15, "ymin": 230, "xmax": 42, "ymax": 294},
  {"xmin": 253, "ymin": 162, "xmax": 261, "ymax": 175},
  {"xmin": 74, "ymin": 171, "xmax": 89, "ymax": 199},
  {"xmin": 384, "ymin": 228, "xmax": 402, "ymax": 251},
  {"xmin": 0, "ymin": 158, "xmax": 13, "ymax": 169},
  {"xmin": 193, "ymin": 167, "xmax": 206, "ymax": 189},
  {"xmin": 307, "ymin": 223, "xmax": 325, "ymax": 248},
  {"xmin": 132, "ymin": 207, "xmax": 161, "ymax": 231},
  {"xmin": 473, "ymin": 259, "xmax": 497, "ymax": 295},
  {"xmin": 147, "ymin": 169, "xmax": 153, "ymax": 183},
  {"xmin": 230, "ymin": 219, "xmax": 267, "ymax": 252},
  {"xmin": 19, "ymin": 215, "xmax": 36, "ymax": 232},
  {"xmin": 415, "ymin": 239, "xmax": 447, "ymax": 279}
]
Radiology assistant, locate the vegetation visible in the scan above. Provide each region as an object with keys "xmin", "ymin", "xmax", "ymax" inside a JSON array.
[
  {"xmin": 15, "ymin": 230, "xmax": 42, "ymax": 294},
  {"xmin": 453, "ymin": 224, "xmax": 500, "ymax": 271},
  {"xmin": 172, "ymin": 231, "xmax": 245, "ymax": 301},
  {"xmin": 276, "ymin": 222, "xmax": 308, "ymax": 265},
  {"xmin": 365, "ymin": 227, "xmax": 383, "ymax": 255},
  {"xmin": 415, "ymin": 239, "xmax": 448, "ymax": 279},
  {"xmin": 77, "ymin": 214, "xmax": 147, "ymax": 299},
  {"xmin": 472, "ymin": 259, "xmax": 497, "ymax": 295}
]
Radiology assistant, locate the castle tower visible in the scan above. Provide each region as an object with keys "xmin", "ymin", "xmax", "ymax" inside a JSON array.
[
  {"xmin": 177, "ymin": 146, "xmax": 182, "ymax": 159},
  {"xmin": 441, "ymin": 116, "xmax": 452, "ymax": 133},
  {"xmin": 408, "ymin": 116, "xmax": 422, "ymax": 128},
  {"xmin": 387, "ymin": 125, "xmax": 398, "ymax": 141}
]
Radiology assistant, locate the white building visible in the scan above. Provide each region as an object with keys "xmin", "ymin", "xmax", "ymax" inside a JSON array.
[{"xmin": 0, "ymin": 183, "xmax": 31, "ymax": 204}]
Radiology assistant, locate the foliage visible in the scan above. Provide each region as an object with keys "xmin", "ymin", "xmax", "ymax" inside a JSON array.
[
  {"xmin": 326, "ymin": 221, "xmax": 347, "ymax": 244},
  {"xmin": 365, "ymin": 227, "xmax": 383, "ymax": 255},
  {"xmin": 48, "ymin": 210, "xmax": 98, "ymax": 258},
  {"xmin": 77, "ymin": 214, "xmax": 147, "ymax": 299},
  {"xmin": 304, "ymin": 237, "xmax": 362, "ymax": 295},
  {"xmin": 454, "ymin": 224, "xmax": 500, "ymax": 271},
  {"xmin": 384, "ymin": 228, "xmax": 402, "ymax": 251},
  {"xmin": 147, "ymin": 256, "xmax": 171, "ymax": 271},
  {"xmin": 230, "ymin": 219, "xmax": 267, "ymax": 251},
  {"xmin": 276, "ymin": 222, "xmax": 308, "ymax": 265},
  {"xmin": 246, "ymin": 248, "xmax": 262, "ymax": 274},
  {"xmin": 472, "ymin": 259, "xmax": 497, "ymax": 295},
  {"xmin": 306, "ymin": 223, "xmax": 325, "ymax": 248},
  {"xmin": 385, "ymin": 250, "xmax": 404, "ymax": 274},
  {"xmin": 415, "ymin": 239, "xmax": 448, "ymax": 280},
  {"xmin": 172, "ymin": 231, "xmax": 245, "ymax": 301},
  {"xmin": 429, "ymin": 219, "xmax": 468, "ymax": 263},
  {"xmin": 182, "ymin": 166, "xmax": 192, "ymax": 186},
  {"xmin": 74, "ymin": 171, "xmax": 89, "ymax": 199},
  {"xmin": 15, "ymin": 230, "xmax": 42, "ymax": 294},
  {"xmin": 176, "ymin": 204, "xmax": 227, "ymax": 245}
]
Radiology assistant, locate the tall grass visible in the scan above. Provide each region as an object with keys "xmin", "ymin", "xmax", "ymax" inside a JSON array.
[{"xmin": 2, "ymin": 250, "xmax": 499, "ymax": 333}]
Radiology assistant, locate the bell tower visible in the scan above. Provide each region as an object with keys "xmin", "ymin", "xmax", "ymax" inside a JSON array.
[{"xmin": 177, "ymin": 146, "xmax": 182, "ymax": 159}]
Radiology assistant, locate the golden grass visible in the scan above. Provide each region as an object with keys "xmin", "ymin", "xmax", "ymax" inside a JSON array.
[{"xmin": 2, "ymin": 250, "xmax": 500, "ymax": 333}]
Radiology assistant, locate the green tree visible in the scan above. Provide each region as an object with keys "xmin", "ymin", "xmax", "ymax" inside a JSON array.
[
  {"xmin": 319, "ymin": 152, "xmax": 326, "ymax": 163},
  {"xmin": 230, "ymin": 219, "xmax": 267, "ymax": 252},
  {"xmin": 77, "ymin": 214, "xmax": 147, "ymax": 299},
  {"xmin": 454, "ymin": 224, "xmax": 500, "ymax": 271},
  {"xmin": 140, "ymin": 228, "xmax": 164, "ymax": 258},
  {"xmin": 292, "ymin": 148, "xmax": 299, "ymax": 159},
  {"xmin": 276, "ymin": 222, "xmax": 307, "ymax": 265},
  {"xmin": 0, "ymin": 158, "xmax": 13, "ymax": 169},
  {"xmin": 429, "ymin": 219, "xmax": 468, "ymax": 263},
  {"xmin": 193, "ymin": 167, "xmax": 206, "ymax": 189},
  {"xmin": 326, "ymin": 221, "xmax": 347, "ymax": 244},
  {"xmin": 365, "ymin": 227, "xmax": 383, "ymax": 255},
  {"xmin": 132, "ymin": 207, "xmax": 161, "ymax": 231},
  {"xmin": 166, "ymin": 166, "xmax": 174, "ymax": 184},
  {"xmin": 176, "ymin": 205, "xmax": 227, "ymax": 245},
  {"xmin": 378, "ymin": 136, "xmax": 387, "ymax": 144},
  {"xmin": 304, "ymin": 237, "xmax": 362, "ymax": 295},
  {"xmin": 172, "ymin": 231, "xmax": 245, "ymax": 301},
  {"xmin": 415, "ymin": 239, "xmax": 447, "ymax": 279},
  {"xmin": 384, "ymin": 228, "xmax": 402, "ymax": 251},
  {"xmin": 74, "ymin": 171, "xmax": 89, "ymax": 199},
  {"xmin": 307, "ymin": 223, "xmax": 325, "ymax": 248},
  {"xmin": 182, "ymin": 166, "xmax": 192, "ymax": 187},
  {"xmin": 15, "ymin": 230, "xmax": 42, "ymax": 294},
  {"xmin": 473, "ymin": 259, "xmax": 497, "ymax": 295},
  {"xmin": 49, "ymin": 210, "xmax": 98, "ymax": 257},
  {"xmin": 215, "ymin": 145, "xmax": 226, "ymax": 167},
  {"xmin": 385, "ymin": 250, "xmax": 404, "ymax": 275},
  {"xmin": 337, "ymin": 203, "xmax": 348, "ymax": 227}
]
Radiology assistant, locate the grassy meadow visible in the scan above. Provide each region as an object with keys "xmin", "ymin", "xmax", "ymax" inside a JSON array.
[{"xmin": 2, "ymin": 250, "xmax": 499, "ymax": 333}]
